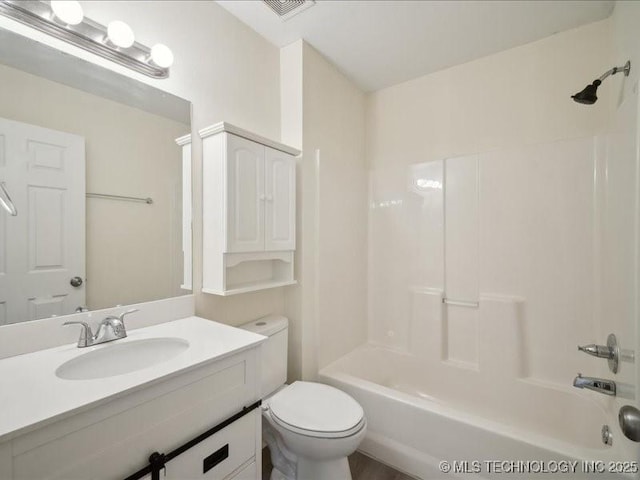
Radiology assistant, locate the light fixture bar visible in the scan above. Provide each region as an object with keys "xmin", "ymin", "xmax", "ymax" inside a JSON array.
[{"xmin": 0, "ymin": 1, "xmax": 169, "ymax": 79}]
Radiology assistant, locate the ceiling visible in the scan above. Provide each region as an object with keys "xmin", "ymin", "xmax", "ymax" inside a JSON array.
[{"xmin": 217, "ymin": 0, "xmax": 615, "ymax": 92}]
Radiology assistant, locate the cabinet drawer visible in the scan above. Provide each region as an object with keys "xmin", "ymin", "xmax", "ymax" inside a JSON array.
[
  {"xmin": 163, "ymin": 409, "xmax": 257, "ymax": 479},
  {"xmin": 229, "ymin": 461, "xmax": 257, "ymax": 480}
]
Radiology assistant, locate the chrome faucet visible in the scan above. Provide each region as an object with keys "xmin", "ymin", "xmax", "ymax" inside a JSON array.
[
  {"xmin": 63, "ymin": 309, "xmax": 138, "ymax": 348},
  {"xmin": 573, "ymin": 373, "xmax": 616, "ymax": 396}
]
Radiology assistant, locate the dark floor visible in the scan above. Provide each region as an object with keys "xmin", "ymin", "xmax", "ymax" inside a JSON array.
[{"xmin": 262, "ymin": 447, "xmax": 416, "ymax": 480}]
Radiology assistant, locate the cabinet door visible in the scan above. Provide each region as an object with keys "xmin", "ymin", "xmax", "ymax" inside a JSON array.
[
  {"xmin": 162, "ymin": 412, "xmax": 257, "ymax": 480},
  {"xmin": 264, "ymin": 147, "xmax": 296, "ymax": 251},
  {"xmin": 226, "ymin": 134, "xmax": 265, "ymax": 252}
]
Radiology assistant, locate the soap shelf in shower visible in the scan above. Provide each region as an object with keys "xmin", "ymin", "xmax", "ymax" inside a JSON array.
[{"xmin": 442, "ymin": 298, "xmax": 479, "ymax": 308}]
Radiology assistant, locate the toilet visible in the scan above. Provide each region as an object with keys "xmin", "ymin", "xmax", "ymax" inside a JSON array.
[{"xmin": 241, "ymin": 315, "xmax": 366, "ymax": 480}]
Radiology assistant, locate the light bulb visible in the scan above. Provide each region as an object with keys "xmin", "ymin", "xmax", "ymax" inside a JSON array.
[
  {"xmin": 51, "ymin": 1, "xmax": 84, "ymax": 25},
  {"xmin": 150, "ymin": 44, "xmax": 174, "ymax": 68},
  {"xmin": 107, "ymin": 20, "xmax": 135, "ymax": 48}
]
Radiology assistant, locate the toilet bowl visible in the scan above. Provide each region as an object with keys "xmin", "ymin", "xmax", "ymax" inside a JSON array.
[{"xmin": 240, "ymin": 316, "xmax": 366, "ymax": 480}]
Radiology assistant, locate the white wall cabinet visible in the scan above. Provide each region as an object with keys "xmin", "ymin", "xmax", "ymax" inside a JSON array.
[
  {"xmin": 227, "ymin": 134, "xmax": 266, "ymax": 253},
  {"xmin": 200, "ymin": 122, "xmax": 300, "ymax": 296},
  {"xmin": 264, "ymin": 147, "xmax": 296, "ymax": 251}
]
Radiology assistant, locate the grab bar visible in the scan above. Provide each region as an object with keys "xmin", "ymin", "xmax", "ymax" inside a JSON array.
[
  {"xmin": 0, "ymin": 182, "xmax": 17, "ymax": 216},
  {"xmin": 442, "ymin": 298, "xmax": 479, "ymax": 308},
  {"xmin": 86, "ymin": 192, "xmax": 153, "ymax": 204}
]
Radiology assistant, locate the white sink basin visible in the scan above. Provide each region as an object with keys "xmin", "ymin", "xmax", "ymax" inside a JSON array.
[{"xmin": 56, "ymin": 337, "xmax": 190, "ymax": 380}]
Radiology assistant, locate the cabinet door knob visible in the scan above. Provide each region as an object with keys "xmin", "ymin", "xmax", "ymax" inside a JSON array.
[{"xmin": 259, "ymin": 194, "xmax": 266, "ymax": 201}]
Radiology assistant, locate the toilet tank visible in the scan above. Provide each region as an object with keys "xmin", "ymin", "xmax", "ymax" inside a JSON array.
[{"xmin": 240, "ymin": 315, "xmax": 288, "ymax": 397}]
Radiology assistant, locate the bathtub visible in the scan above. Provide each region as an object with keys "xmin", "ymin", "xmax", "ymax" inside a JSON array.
[{"xmin": 319, "ymin": 344, "xmax": 638, "ymax": 479}]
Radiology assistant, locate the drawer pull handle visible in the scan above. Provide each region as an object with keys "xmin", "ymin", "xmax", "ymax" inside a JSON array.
[{"xmin": 203, "ymin": 444, "xmax": 229, "ymax": 474}]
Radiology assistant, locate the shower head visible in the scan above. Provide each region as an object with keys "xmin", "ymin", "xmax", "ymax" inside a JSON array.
[
  {"xmin": 572, "ymin": 61, "xmax": 631, "ymax": 105},
  {"xmin": 572, "ymin": 80, "xmax": 601, "ymax": 105}
]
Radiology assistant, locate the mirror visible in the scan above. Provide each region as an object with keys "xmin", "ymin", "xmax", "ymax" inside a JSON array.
[{"xmin": 0, "ymin": 28, "xmax": 191, "ymax": 325}]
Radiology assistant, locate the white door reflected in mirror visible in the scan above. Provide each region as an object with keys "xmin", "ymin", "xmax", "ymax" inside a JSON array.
[
  {"xmin": 0, "ymin": 27, "xmax": 191, "ymax": 327},
  {"xmin": 0, "ymin": 117, "xmax": 85, "ymax": 325}
]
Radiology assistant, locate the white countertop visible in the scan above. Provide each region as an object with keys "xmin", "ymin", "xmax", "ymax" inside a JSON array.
[{"xmin": 0, "ymin": 316, "xmax": 266, "ymax": 442}]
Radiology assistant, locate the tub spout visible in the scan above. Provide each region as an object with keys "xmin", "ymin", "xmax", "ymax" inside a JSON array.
[{"xmin": 573, "ymin": 373, "xmax": 616, "ymax": 396}]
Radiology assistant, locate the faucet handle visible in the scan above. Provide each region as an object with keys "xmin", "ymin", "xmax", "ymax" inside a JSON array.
[
  {"xmin": 578, "ymin": 334, "xmax": 619, "ymax": 374},
  {"xmin": 118, "ymin": 308, "xmax": 139, "ymax": 326},
  {"xmin": 63, "ymin": 321, "xmax": 93, "ymax": 348},
  {"xmin": 578, "ymin": 344, "xmax": 613, "ymax": 359}
]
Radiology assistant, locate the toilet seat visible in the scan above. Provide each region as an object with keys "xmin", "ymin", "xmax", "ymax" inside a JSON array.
[{"xmin": 267, "ymin": 381, "xmax": 365, "ymax": 439}]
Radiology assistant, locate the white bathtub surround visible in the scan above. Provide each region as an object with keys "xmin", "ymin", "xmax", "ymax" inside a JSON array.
[
  {"xmin": 328, "ymin": 11, "xmax": 640, "ymax": 478},
  {"xmin": 370, "ymin": 136, "xmax": 612, "ymax": 380},
  {"xmin": 0, "ymin": 295, "xmax": 194, "ymax": 360},
  {"xmin": 352, "ymin": 128, "xmax": 640, "ymax": 477}
]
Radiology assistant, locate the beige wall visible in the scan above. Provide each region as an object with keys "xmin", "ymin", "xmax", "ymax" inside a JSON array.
[
  {"xmin": 612, "ymin": 1, "xmax": 640, "ymax": 105},
  {"xmin": 305, "ymin": 44, "xmax": 368, "ymax": 371},
  {"xmin": 282, "ymin": 42, "xmax": 368, "ymax": 380},
  {"xmin": 367, "ymin": 19, "xmax": 613, "ymax": 172},
  {"xmin": 0, "ymin": 62, "xmax": 186, "ymax": 310},
  {"xmin": 71, "ymin": 1, "xmax": 286, "ymax": 325},
  {"xmin": 280, "ymin": 42, "xmax": 307, "ymax": 381}
]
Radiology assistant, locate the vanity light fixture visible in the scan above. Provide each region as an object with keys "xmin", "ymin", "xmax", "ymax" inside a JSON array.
[
  {"xmin": 150, "ymin": 43, "xmax": 174, "ymax": 69},
  {"xmin": 107, "ymin": 20, "xmax": 135, "ymax": 49},
  {"xmin": 0, "ymin": 0, "xmax": 173, "ymax": 78},
  {"xmin": 50, "ymin": 1, "xmax": 83, "ymax": 26}
]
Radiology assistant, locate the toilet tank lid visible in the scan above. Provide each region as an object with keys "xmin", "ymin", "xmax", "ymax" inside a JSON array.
[{"xmin": 239, "ymin": 315, "xmax": 288, "ymax": 337}]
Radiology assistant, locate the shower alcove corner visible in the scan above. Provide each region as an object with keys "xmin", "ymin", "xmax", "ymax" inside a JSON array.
[{"xmin": 200, "ymin": 122, "xmax": 299, "ymax": 296}]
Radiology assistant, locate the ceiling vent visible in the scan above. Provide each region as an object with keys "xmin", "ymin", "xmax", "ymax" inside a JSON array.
[{"xmin": 262, "ymin": 0, "xmax": 316, "ymax": 21}]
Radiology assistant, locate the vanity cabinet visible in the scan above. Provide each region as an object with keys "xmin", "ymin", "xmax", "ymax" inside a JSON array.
[
  {"xmin": 200, "ymin": 122, "xmax": 300, "ymax": 296},
  {"xmin": 0, "ymin": 329, "xmax": 263, "ymax": 480}
]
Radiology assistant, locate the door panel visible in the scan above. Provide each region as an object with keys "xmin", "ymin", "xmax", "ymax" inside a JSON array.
[
  {"xmin": 28, "ymin": 295, "xmax": 66, "ymax": 320},
  {"xmin": 0, "ymin": 117, "xmax": 85, "ymax": 324},
  {"xmin": 28, "ymin": 186, "xmax": 65, "ymax": 270},
  {"xmin": 264, "ymin": 147, "xmax": 295, "ymax": 251},
  {"xmin": 226, "ymin": 134, "xmax": 264, "ymax": 253}
]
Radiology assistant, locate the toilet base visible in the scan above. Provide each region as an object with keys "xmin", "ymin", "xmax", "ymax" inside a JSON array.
[
  {"xmin": 270, "ymin": 467, "xmax": 289, "ymax": 480},
  {"xmin": 264, "ymin": 420, "xmax": 357, "ymax": 480},
  {"xmin": 269, "ymin": 457, "xmax": 352, "ymax": 480},
  {"xmin": 297, "ymin": 457, "xmax": 352, "ymax": 480}
]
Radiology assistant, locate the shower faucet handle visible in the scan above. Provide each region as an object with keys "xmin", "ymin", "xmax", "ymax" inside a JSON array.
[
  {"xmin": 578, "ymin": 333, "xmax": 619, "ymax": 374},
  {"xmin": 578, "ymin": 344, "xmax": 614, "ymax": 359}
]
